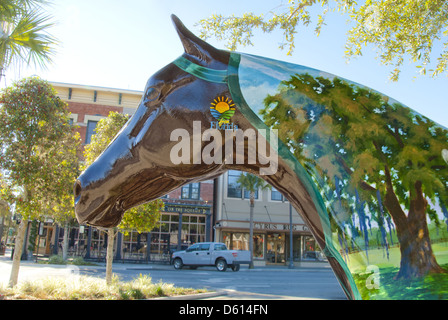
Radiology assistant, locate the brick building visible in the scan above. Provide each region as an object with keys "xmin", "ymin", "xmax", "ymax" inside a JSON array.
[{"xmin": 52, "ymin": 82, "xmax": 141, "ymax": 144}]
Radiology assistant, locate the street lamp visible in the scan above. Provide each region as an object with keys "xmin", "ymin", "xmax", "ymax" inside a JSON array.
[{"xmin": 289, "ymin": 203, "xmax": 294, "ymax": 269}]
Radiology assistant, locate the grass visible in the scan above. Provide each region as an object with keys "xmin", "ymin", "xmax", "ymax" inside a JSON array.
[
  {"xmin": 337, "ymin": 241, "xmax": 448, "ymax": 299},
  {"xmin": 353, "ymin": 264, "xmax": 448, "ymax": 300},
  {"xmin": 0, "ymin": 274, "xmax": 208, "ymax": 300}
]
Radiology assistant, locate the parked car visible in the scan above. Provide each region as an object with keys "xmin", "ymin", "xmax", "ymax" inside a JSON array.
[
  {"xmin": 302, "ymin": 251, "xmax": 326, "ymax": 261},
  {"xmin": 171, "ymin": 242, "xmax": 251, "ymax": 272}
]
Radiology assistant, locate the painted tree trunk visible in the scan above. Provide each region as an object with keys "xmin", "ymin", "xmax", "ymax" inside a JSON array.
[
  {"xmin": 384, "ymin": 181, "xmax": 445, "ymax": 278},
  {"xmin": 8, "ymin": 219, "xmax": 28, "ymax": 287}
]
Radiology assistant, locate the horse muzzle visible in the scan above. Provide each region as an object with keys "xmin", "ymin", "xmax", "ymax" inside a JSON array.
[{"xmin": 74, "ymin": 179, "xmax": 125, "ymax": 228}]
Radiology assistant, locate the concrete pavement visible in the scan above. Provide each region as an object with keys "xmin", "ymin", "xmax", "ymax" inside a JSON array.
[
  {"xmin": 0, "ymin": 248, "xmax": 333, "ymax": 280},
  {"xmin": 0, "ymin": 248, "xmax": 341, "ymax": 300}
]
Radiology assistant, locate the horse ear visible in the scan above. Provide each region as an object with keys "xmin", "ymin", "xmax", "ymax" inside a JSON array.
[{"xmin": 171, "ymin": 14, "xmax": 229, "ymax": 66}]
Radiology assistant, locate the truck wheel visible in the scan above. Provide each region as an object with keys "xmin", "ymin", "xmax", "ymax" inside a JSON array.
[
  {"xmin": 215, "ymin": 258, "xmax": 227, "ymax": 272},
  {"xmin": 173, "ymin": 258, "xmax": 183, "ymax": 270},
  {"xmin": 231, "ymin": 264, "xmax": 240, "ymax": 272}
]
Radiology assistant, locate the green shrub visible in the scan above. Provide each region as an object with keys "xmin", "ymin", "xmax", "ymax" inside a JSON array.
[
  {"xmin": 71, "ymin": 257, "xmax": 94, "ymax": 266},
  {"xmin": 48, "ymin": 255, "xmax": 67, "ymax": 265}
]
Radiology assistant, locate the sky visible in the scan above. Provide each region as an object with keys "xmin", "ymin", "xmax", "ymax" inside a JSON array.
[{"xmin": 3, "ymin": 0, "xmax": 448, "ymax": 127}]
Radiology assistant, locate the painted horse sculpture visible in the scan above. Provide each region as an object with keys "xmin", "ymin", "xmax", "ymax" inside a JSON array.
[{"xmin": 74, "ymin": 15, "xmax": 448, "ymax": 300}]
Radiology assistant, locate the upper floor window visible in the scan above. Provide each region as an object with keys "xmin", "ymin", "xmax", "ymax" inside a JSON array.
[
  {"xmin": 227, "ymin": 170, "xmax": 258, "ymax": 199},
  {"xmin": 227, "ymin": 170, "xmax": 242, "ymax": 198},
  {"xmin": 271, "ymin": 187, "xmax": 284, "ymax": 201},
  {"xmin": 85, "ymin": 120, "xmax": 98, "ymax": 144},
  {"xmin": 181, "ymin": 183, "xmax": 200, "ymax": 200}
]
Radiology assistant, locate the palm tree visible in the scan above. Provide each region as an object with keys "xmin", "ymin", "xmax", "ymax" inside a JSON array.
[
  {"xmin": 0, "ymin": 0, "xmax": 57, "ymax": 81},
  {"xmin": 236, "ymin": 172, "xmax": 270, "ymax": 268}
]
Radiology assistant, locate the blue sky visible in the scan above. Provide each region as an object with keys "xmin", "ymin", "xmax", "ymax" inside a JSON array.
[{"xmin": 3, "ymin": 0, "xmax": 448, "ymax": 127}]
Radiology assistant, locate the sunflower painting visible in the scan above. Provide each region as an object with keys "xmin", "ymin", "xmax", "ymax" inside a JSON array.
[{"xmin": 210, "ymin": 96, "xmax": 235, "ymax": 126}]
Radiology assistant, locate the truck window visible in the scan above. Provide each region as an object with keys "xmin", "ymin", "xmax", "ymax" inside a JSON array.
[
  {"xmin": 214, "ymin": 244, "xmax": 227, "ymax": 251},
  {"xmin": 199, "ymin": 244, "xmax": 210, "ymax": 251},
  {"xmin": 186, "ymin": 244, "xmax": 199, "ymax": 252}
]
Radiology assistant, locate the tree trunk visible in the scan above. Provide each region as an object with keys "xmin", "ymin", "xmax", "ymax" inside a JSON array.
[
  {"xmin": 249, "ymin": 195, "xmax": 254, "ymax": 269},
  {"xmin": 0, "ymin": 216, "xmax": 4, "ymax": 245},
  {"xmin": 384, "ymin": 181, "xmax": 445, "ymax": 278},
  {"xmin": 105, "ymin": 228, "xmax": 115, "ymax": 285},
  {"xmin": 62, "ymin": 224, "xmax": 69, "ymax": 260},
  {"xmin": 4, "ymin": 214, "xmax": 12, "ymax": 251},
  {"xmin": 8, "ymin": 219, "xmax": 28, "ymax": 287}
]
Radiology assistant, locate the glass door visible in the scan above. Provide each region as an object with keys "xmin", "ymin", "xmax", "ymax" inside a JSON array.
[{"xmin": 267, "ymin": 234, "xmax": 285, "ymax": 264}]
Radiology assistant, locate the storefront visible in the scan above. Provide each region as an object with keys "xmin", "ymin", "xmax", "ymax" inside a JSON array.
[
  {"xmin": 45, "ymin": 202, "xmax": 212, "ymax": 263},
  {"xmin": 217, "ymin": 221, "xmax": 320, "ymax": 266},
  {"xmin": 149, "ymin": 208, "xmax": 210, "ymax": 261}
]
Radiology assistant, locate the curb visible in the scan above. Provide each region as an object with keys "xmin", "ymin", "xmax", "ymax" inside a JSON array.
[{"xmin": 152, "ymin": 290, "xmax": 228, "ymax": 300}]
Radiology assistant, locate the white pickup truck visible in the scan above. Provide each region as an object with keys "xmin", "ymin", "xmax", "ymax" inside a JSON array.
[{"xmin": 171, "ymin": 242, "xmax": 251, "ymax": 272}]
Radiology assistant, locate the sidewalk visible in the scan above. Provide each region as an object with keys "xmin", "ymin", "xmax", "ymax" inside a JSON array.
[{"xmin": 0, "ymin": 248, "xmax": 332, "ymax": 286}]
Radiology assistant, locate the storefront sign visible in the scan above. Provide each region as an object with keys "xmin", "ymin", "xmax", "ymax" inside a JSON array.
[
  {"xmin": 253, "ymin": 222, "xmax": 308, "ymax": 232},
  {"xmin": 164, "ymin": 203, "xmax": 211, "ymax": 215}
]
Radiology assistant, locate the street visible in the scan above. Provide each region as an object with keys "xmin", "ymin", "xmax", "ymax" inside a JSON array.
[
  {"xmin": 0, "ymin": 251, "xmax": 347, "ymax": 300},
  {"xmin": 81, "ymin": 265, "xmax": 346, "ymax": 300}
]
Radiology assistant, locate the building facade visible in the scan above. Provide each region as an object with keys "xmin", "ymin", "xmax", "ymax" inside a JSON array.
[
  {"xmin": 21, "ymin": 82, "xmax": 320, "ymax": 265},
  {"xmin": 51, "ymin": 82, "xmax": 142, "ymax": 145},
  {"xmin": 214, "ymin": 171, "xmax": 317, "ymax": 267}
]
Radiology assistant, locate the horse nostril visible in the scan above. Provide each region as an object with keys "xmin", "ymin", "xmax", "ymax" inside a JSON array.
[{"xmin": 74, "ymin": 180, "xmax": 82, "ymax": 202}]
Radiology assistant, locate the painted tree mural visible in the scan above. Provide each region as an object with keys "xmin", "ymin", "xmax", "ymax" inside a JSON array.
[{"xmin": 260, "ymin": 73, "xmax": 448, "ymax": 279}]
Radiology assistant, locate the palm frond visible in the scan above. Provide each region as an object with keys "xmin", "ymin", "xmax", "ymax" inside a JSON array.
[
  {"xmin": 0, "ymin": 0, "xmax": 51, "ymax": 21},
  {"xmin": 236, "ymin": 172, "xmax": 270, "ymax": 192},
  {"xmin": 1, "ymin": 7, "xmax": 57, "ymax": 70}
]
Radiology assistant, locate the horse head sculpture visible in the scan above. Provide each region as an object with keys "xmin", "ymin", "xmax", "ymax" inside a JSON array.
[{"xmin": 75, "ymin": 15, "xmax": 448, "ymax": 300}]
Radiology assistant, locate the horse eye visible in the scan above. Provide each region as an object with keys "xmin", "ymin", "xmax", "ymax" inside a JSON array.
[{"xmin": 144, "ymin": 87, "xmax": 160, "ymax": 104}]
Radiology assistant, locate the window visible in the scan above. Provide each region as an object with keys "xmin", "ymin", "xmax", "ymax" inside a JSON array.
[
  {"xmin": 150, "ymin": 214, "xmax": 206, "ymax": 255},
  {"xmin": 271, "ymin": 187, "xmax": 285, "ymax": 201},
  {"xmin": 214, "ymin": 244, "xmax": 227, "ymax": 251},
  {"xmin": 187, "ymin": 244, "xmax": 199, "ymax": 252},
  {"xmin": 181, "ymin": 183, "xmax": 200, "ymax": 199},
  {"xmin": 222, "ymin": 232, "xmax": 264, "ymax": 259},
  {"xmin": 227, "ymin": 170, "xmax": 242, "ymax": 198},
  {"xmin": 227, "ymin": 170, "xmax": 258, "ymax": 199},
  {"xmin": 244, "ymin": 189, "xmax": 258, "ymax": 199},
  {"xmin": 199, "ymin": 243, "xmax": 210, "ymax": 251},
  {"xmin": 122, "ymin": 230, "xmax": 148, "ymax": 260},
  {"xmin": 85, "ymin": 120, "xmax": 98, "ymax": 144}
]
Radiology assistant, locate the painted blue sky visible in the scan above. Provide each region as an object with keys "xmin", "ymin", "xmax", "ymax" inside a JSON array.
[{"xmin": 3, "ymin": 0, "xmax": 448, "ymax": 126}]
